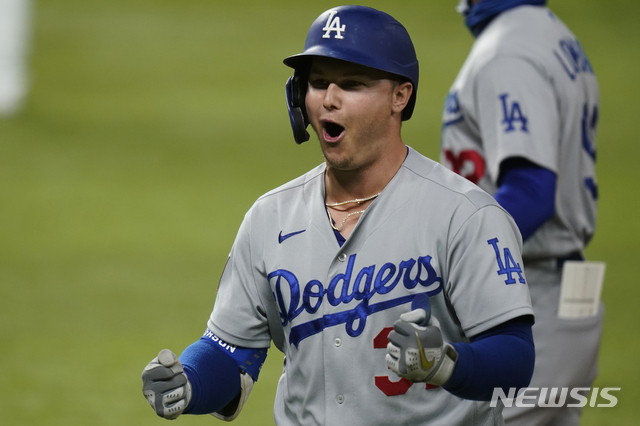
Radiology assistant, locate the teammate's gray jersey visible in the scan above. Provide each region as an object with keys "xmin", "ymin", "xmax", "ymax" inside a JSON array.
[
  {"xmin": 441, "ymin": 6, "xmax": 599, "ymax": 260},
  {"xmin": 208, "ymin": 147, "xmax": 533, "ymax": 425}
]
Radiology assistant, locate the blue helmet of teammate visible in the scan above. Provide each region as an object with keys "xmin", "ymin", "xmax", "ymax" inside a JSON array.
[{"xmin": 283, "ymin": 6, "xmax": 420, "ymax": 144}]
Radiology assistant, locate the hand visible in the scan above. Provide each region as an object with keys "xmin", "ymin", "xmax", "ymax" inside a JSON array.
[
  {"xmin": 142, "ymin": 349, "xmax": 192, "ymax": 420},
  {"xmin": 385, "ymin": 301, "xmax": 458, "ymax": 386}
]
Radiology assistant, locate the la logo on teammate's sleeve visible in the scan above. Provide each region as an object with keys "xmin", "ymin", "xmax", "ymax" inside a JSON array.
[{"xmin": 499, "ymin": 93, "xmax": 529, "ymax": 133}]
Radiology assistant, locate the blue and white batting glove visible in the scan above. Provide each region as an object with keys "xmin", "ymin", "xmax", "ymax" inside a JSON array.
[
  {"xmin": 386, "ymin": 308, "xmax": 458, "ymax": 386},
  {"xmin": 142, "ymin": 349, "xmax": 192, "ymax": 420}
]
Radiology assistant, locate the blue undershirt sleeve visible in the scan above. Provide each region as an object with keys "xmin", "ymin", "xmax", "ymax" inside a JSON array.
[
  {"xmin": 494, "ymin": 159, "xmax": 556, "ymax": 241},
  {"xmin": 178, "ymin": 331, "xmax": 268, "ymax": 415},
  {"xmin": 443, "ymin": 317, "xmax": 535, "ymax": 401},
  {"xmin": 179, "ymin": 339, "xmax": 241, "ymax": 415}
]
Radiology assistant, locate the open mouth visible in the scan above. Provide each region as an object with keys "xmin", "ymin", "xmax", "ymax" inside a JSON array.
[{"xmin": 322, "ymin": 121, "xmax": 345, "ymax": 142}]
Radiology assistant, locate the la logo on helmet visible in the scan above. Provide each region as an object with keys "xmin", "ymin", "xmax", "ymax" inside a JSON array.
[{"xmin": 322, "ymin": 10, "xmax": 346, "ymax": 39}]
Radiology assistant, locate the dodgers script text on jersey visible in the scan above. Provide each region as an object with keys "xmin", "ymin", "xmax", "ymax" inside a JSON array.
[{"xmin": 271, "ymin": 252, "xmax": 444, "ymax": 347}]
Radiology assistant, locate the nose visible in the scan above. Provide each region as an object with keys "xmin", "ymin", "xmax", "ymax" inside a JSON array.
[{"xmin": 323, "ymin": 83, "xmax": 342, "ymax": 111}]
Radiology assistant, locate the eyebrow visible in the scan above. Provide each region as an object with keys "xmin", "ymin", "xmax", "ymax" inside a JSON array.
[{"xmin": 308, "ymin": 68, "xmax": 371, "ymax": 78}]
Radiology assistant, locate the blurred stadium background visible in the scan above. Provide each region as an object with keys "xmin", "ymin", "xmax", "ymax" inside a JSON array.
[{"xmin": 1, "ymin": 0, "xmax": 638, "ymax": 424}]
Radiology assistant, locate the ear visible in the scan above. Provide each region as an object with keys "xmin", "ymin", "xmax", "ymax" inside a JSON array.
[{"xmin": 391, "ymin": 82, "xmax": 413, "ymax": 116}]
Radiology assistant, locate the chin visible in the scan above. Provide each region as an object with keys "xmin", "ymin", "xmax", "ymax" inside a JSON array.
[
  {"xmin": 318, "ymin": 137, "xmax": 356, "ymax": 171},
  {"xmin": 324, "ymin": 155, "xmax": 356, "ymax": 171}
]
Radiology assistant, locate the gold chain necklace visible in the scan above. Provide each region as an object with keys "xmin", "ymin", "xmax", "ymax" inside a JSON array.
[
  {"xmin": 325, "ymin": 192, "xmax": 382, "ymax": 232},
  {"xmin": 325, "ymin": 192, "xmax": 382, "ymax": 208},
  {"xmin": 326, "ymin": 207, "xmax": 367, "ymax": 232}
]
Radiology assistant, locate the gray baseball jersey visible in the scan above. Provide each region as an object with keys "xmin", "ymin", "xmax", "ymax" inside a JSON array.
[
  {"xmin": 440, "ymin": 6, "xmax": 599, "ymax": 260},
  {"xmin": 208, "ymin": 147, "xmax": 533, "ymax": 425}
]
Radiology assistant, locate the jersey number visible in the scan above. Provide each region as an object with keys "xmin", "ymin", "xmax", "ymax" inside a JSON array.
[
  {"xmin": 443, "ymin": 149, "xmax": 486, "ymax": 184},
  {"xmin": 582, "ymin": 103, "xmax": 599, "ymax": 199},
  {"xmin": 373, "ymin": 327, "xmax": 438, "ymax": 396}
]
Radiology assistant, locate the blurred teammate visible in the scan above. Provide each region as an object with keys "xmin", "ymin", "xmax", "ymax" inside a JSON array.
[
  {"xmin": 441, "ymin": 1, "xmax": 603, "ymax": 425},
  {"xmin": 141, "ymin": 6, "xmax": 536, "ymax": 425},
  {"xmin": 0, "ymin": 0, "xmax": 32, "ymax": 117}
]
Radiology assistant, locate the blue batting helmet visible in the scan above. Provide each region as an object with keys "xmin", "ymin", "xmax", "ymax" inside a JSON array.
[{"xmin": 283, "ymin": 6, "xmax": 419, "ymax": 144}]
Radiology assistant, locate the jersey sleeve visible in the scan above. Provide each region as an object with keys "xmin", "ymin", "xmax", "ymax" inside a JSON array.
[
  {"xmin": 474, "ymin": 56, "xmax": 559, "ymax": 181},
  {"xmin": 446, "ymin": 203, "xmax": 534, "ymax": 338},
  {"xmin": 207, "ymin": 208, "xmax": 276, "ymax": 349}
]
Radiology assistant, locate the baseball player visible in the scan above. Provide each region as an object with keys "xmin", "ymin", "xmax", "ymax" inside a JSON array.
[
  {"xmin": 441, "ymin": 1, "xmax": 604, "ymax": 425},
  {"xmin": 142, "ymin": 6, "xmax": 537, "ymax": 425}
]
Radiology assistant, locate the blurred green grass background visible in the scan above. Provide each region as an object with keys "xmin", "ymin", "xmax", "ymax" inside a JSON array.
[{"xmin": 1, "ymin": 0, "xmax": 638, "ymax": 424}]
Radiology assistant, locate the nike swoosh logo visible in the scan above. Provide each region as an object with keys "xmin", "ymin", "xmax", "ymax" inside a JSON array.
[
  {"xmin": 278, "ymin": 229, "xmax": 306, "ymax": 244},
  {"xmin": 416, "ymin": 332, "xmax": 435, "ymax": 370}
]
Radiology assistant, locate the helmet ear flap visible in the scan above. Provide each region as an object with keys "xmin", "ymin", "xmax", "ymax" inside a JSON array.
[{"xmin": 286, "ymin": 71, "xmax": 310, "ymax": 144}]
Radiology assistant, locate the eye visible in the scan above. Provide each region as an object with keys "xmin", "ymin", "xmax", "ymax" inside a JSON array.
[
  {"xmin": 342, "ymin": 80, "xmax": 365, "ymax": 89},
  {"xmin": 309, "ymin": 78, "xmax": 329, "ymax": 89}
]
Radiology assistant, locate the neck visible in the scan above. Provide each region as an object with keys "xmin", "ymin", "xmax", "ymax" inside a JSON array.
[{"xmin": 325, "ymin": 144, "xmax": 407, "ymax": 204}]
